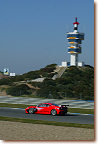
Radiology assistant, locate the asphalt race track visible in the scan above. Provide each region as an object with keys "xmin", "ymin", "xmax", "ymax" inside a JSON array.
[{"xmin": 0, "ymin": 107, "xmax": 94, "ymax": 124}]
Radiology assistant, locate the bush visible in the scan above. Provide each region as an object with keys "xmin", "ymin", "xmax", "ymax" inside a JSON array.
[
  {"xmin": 0, "ymin": 78, "xmax": 12, "ymax": 85},
  {"xmin": 1, "ymin": 65, "xmax": 94, "ymax": 100},
  {"xmin": 6, "ymin": 84, "xmax": 32, "ymax": 96}
]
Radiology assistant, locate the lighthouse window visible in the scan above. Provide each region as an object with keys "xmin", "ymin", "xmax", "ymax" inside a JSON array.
[
  {"xmin": 68, "ymin": 49, "xmax": 81, "ymax": 53},
  {"xmin": 74, "ymin": 27, "xmax": 77, "ymax": 30},
  {"xmin": 67, "ymin": 34, "xmax": 80, "ymax": 38},
  {"xmin": 68, "ymin": 39, "xmax": 81, "ymax": 43}
]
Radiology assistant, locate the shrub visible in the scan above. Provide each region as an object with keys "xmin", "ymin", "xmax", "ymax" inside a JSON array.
[{"xmin": 6, "ymin": 84, "xmax": 32, "ymax": 96}]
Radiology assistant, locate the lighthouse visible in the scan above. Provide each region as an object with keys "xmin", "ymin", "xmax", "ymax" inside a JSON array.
[
  {"xmin": 53, "ymin": 18, "xmax": 85, "ymax": 80},
  {"xmin": 66, "ymin": 17, "xmax": 84, "ymax": 66}
]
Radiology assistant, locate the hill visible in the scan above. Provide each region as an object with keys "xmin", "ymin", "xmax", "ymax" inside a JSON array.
[{"xmin": 0, "ymin": 64, "xmax": 94, "ymax": 100}]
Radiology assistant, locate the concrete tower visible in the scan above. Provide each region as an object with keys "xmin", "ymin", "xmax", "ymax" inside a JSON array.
[{"xmin": 67, "ymin": 17, "xmax": 84, "ymax": 66}]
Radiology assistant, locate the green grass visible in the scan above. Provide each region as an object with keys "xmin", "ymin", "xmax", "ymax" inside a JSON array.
[
  {"xmin": 0, "ymin": 103, "xmax": 30, "ymax": 109},
  {"xmin": 0, "ymin": 103, "xmax": 94, "ymax": 114},
  {"xmin": 0, "ymin": 116, "xmax": 94, "ymax": 129},
  {"xmin": 69, "ymin": 108, "xmax": 94, "ymax": 114}
]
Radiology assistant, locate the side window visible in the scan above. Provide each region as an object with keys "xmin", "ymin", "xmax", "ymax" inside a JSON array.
[
  {"xmin": 37, "ymin": 104, "xmax": 43, "ymax": 107},
  {"xmin": 46, "ymin": 104, "xmax": 51, "ymax": 107},
  {"xmin": 42, "ymin": 104, "xmax": 46, "ymax": 107},
  {"xmin": 37, "ymin": 104, "xmax": 46, "ymax": 107}
]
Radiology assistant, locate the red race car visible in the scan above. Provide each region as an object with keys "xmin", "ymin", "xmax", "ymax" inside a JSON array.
[{"xmin": 25, "ymin": 103, "xmax": 69, "ymax": 116}]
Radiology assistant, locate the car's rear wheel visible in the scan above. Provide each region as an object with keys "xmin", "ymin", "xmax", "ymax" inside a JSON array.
[
  {"xmin": 51, "ymin": 109, "xmax": 57, "ymax": 116},
  {"xmin": 61, "ymin": 112, "xmax": 67, "ymax": 116},
  {"xmin": 29, "ymin": 108, "xmax": 35, "ymax": 114}
]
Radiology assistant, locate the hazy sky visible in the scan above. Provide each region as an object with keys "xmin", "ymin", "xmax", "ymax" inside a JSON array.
[{"xmin": 0, "ymin": 0, "xmax": 94, "ymax": 74}]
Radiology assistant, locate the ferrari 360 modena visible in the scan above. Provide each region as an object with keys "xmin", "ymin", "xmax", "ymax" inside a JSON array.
[{"xmin": 25, "ymin": 103, "xmax": 69, "ymax": 116}]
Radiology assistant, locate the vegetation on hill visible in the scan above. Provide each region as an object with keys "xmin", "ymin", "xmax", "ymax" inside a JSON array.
[
  {"xmin": 6, "ymin": 84, "xmax": 32, "ymax": 96},
  {"xmin": 0, "ymin": 64, "xmax": 94, "ymax": 100},
  {"xmin": 34, "ymin": 66, "xmax": 94, "ymax": 100},
  {"xmin": 0, "ymin": 64, "xmax": 57, "ymax": 84}
]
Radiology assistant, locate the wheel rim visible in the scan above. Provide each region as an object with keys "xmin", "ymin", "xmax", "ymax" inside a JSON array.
[
  {"xmin": 29, "ymin": 108, "xmax": 34, "ymax": 114},
  {"xmin": 51, "ymin": 110, "xmax": 56, "ymax": 115}
]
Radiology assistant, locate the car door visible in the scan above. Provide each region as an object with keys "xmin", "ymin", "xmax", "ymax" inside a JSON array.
[
  {"xmin": 36, "ymin": 104, "xmax": 46, "ymax": 114},
  {"xmin": 44, "ymin": 104, "xmax": 51, "ymax": 114}
]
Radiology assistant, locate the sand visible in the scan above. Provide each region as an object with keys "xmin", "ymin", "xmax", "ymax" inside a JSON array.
[{"xmin": 0, "ymin": 121, "xmax": 95, "ymax": 141}]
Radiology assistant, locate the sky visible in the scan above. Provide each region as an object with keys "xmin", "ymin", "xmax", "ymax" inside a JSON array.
[{"xmin": 0, "ymin": 0, "xmax": 94, "ymax": 74}]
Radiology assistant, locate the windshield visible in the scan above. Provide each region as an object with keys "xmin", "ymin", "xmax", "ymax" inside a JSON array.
[{"xmin": 51, "ymin": 103, "xmax": 59, "ymax": 106}]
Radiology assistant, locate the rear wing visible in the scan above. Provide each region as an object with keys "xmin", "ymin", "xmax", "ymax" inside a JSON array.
[{"xmin": 61, "ymin": 105, "xmax": 69, "ymax": 107}]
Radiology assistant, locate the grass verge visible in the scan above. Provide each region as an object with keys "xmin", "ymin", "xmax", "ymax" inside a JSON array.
[
  {"xmin": 0, "ymin": 103, "xmax": 94, "ymax": 114},
  {"xmin": 0, "ymin": 103, "xmax": 29, "ymax": 109},
  {"xmin": 69, "ymin": 108, "xmax": 94, "ymax": 115},
  {"xmin": 0, "ymin": 116, "xmax": 94, "ymax": 129}
]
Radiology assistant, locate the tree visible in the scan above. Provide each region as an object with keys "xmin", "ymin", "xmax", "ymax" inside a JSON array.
[{"xmin": 6, "ymin": 84, "xmax": 32, "ymax": 96}]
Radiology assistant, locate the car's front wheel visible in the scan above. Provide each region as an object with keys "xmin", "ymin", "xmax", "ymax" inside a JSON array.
[
  {"xmin": 29, "ymin": 108, "xmax": 35, "ymax": 114},
  {"xmin": 51, "ymin": 109, "xmax": 57, "ymax": 116}
]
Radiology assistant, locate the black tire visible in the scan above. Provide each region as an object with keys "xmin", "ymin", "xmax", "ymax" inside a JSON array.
[
  {"xmin": 28, "ymin": 108, "xmax": 35, "ymax": 114},
  {"xmin": 65, "ymin": 112, "xmax": 67, "ymax": 116},
  {"xmin": 61, "ymin": 112, "xmax": 67, "ymax": 116},
  {"xmin": 51, "ymin": 109, "xmax": 57, "ymax": 116}
]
